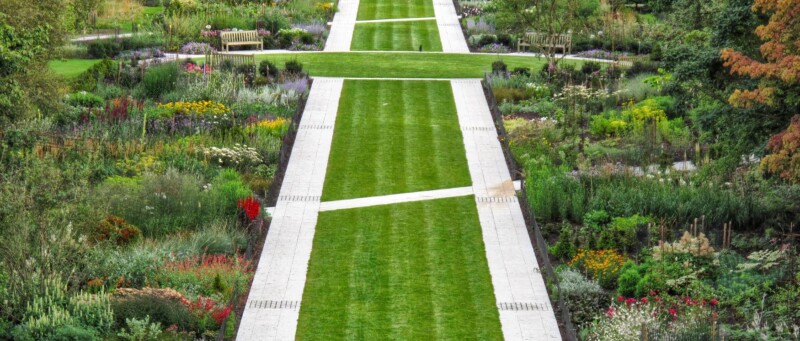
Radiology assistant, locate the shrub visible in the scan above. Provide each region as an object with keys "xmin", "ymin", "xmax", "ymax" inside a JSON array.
[
  {"xmin": 67, "ymin": 91, "xmax": 104, "ymax": 108},
  {"xmin": 511, "ymin": 67, "xmax": 530, "ymax": 77},
  {"xmin": 558, "ymin": 268, "xmax": 609, "ymax": 328},
  {"xmin": 87, "ymin": 40, "xmax": 122, "ymax": 59},
  {"xmin": 84, "ymin": 246, "xmax": 162, "ymax": 288},
  {"xmin": 493, "ymin": 87, "xmax": 528, "ymax": 103},
  {"xmin": 549, "ymin": 225, "xmax": 577, "ymax": 260},
  {"xmin": 111, "ymin": 288, "xmax": 197, "ymax": 333},
  {"xmin": 179, "ymin": 42, "xmax": 215, "ymax": 55},
  {"xmin": 491, "ymin": 60, "xmax": 507, "ymax": 74},
  {"xmin": 73, "ymin": 59, "xmax": 117, "ymax": 92},
  {"xmin": 581, "ymin": 61, "xmax": 602, "ymax": 74},
  {"xmin": 284, "ymin": 60, "xmax": 303, "ymax": 75},
  {"xmin": 117, "ymin": 316, "xmax": 162, "ymax": 341},
  {"xmin": 259, "ymin": 60, "xmax": 279, "ymax": 78},
  {"xmin": 496, "ymin": 33, "xmax": 512, "ymax": 46},
  {"xmin": 477, "ymin": 34, "xmax": 497, "ymax": 47},
  {"xmin": 96, "ymin": 215, "xmax": 142, "ymax": 245},
  {"xmin": 141, "ymin": 63, "xmax": 179, "ymax": 100}
]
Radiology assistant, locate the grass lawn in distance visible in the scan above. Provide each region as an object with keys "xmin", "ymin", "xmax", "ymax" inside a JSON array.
[
  {"xmin": 322, "ymin": 80, "xmax": 470, "ymax": 201},
  {"xmin": 48, "ymin": 59, "xmax": 103, "ymax": 78},
  {"xmin": 351, "ymin": 21, "xmax": 441, "ymax": 52},
  {"xmin": 297, "ymin": 196, "xmax": 503, "ymax": 340},
  {"xmin": 50, "ymin": 53, "xmax": 585, "ymax": 79},
  {"xmin": 357, "ymin": 0, "xmax": 434, "ymax": 20}
]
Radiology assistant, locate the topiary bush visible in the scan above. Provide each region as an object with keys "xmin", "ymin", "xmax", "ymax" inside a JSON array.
[{"xmin": 491, "ymin": 60, "xmax": 507, "ymax": 74}]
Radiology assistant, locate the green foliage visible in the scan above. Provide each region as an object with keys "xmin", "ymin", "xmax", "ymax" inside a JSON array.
[
  {"xmin": 67, "ymin": 91, "xmax": 104, "ymax": 108},
  {"xmin": 284, "ymin": 60, "xmax": 303, "ymax": 75},
  {"xmin": 11, "ymin": 276, "xmax": 113, "ymax": 340},
  {"xmin": 558, "ymin": 268, "xmax": 609, "ymax": 329},
  {"xmin": 87, "ymin": 40, "xmax": 123, "ymax": 59},
  {"xmin": 111, "ymin": 295, "xmax": 196, "ymax": 333},
  {"xmin": 258, "ymin": 59, "xmax": 279, "ymax": 78},
  {"xmin": 95, "ymin": 169, "xmax": 250, "ymax": 236},
  {"xmin": 549, "ymin": 224, "xmax": 578, "ymax": 260},
  {"xmin": 141, "ymin": 63, "xmax": 179, "ymax": 100},
  {"xmin": 72, "ymin": 58, "xmax": 117, "ymax": 92},
  {"xmin": 491, "ymin": 60, "xmax": 507, "ymax": 74},
  {"xmin": 117, "ymin": 316, "xmax": 162, "ymax": 341},
  {"xmin": 525, "ymin": 161, "xmax": 585, "ymax": 223}
]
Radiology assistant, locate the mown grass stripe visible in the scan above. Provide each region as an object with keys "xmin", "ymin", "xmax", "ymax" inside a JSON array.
[{"xmin": 351, "ymin": 21, "xmax": 442, "ymax": 52}]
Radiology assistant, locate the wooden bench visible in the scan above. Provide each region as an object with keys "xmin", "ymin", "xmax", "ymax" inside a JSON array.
[
  {"xmin": 517, "ymin": 32, "xmax": 572, "ymax": 55},
  {"xmin": 205, "ymin": 52, "xmax": 256, "ymax": 70},
  {"xmin": 220, "ymin": 30, "xmax": 263, "ymax": 52}
]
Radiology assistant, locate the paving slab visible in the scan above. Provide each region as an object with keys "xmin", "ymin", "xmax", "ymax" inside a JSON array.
[
  {"xmin": 451, "ymin": 79, "xmax": 561, "ymax": 340},
  {"xmin": 324, "ymin": 0, "xmax": 360, "ymax": 51},
  {"xmin": 319, "ymin": 185, "xmax": 474, "ymax": 211},
  {"xmin": 432, "ymin": 0, "xmax": 470, "ymax": 53},
  {"xmin": 237, "ymin": 78, "xmax": 344, "ymax": 341}
]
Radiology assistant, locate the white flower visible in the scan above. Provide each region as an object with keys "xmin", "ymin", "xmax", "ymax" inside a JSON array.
[{"xmin": 205, "ymin": 25, "xmax": 212, "ymax": 30}]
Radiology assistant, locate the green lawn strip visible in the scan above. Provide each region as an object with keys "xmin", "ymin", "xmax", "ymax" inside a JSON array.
[
  {"xmin": 322, "ymin": 80, "xmax": 470, "ymax": 201},
  {"xmin": 48, "ymin": 59, "xmax": 104, "ymax": 78},
  {"xmin": 254, "ymin": 52, "xmax": 570, "ymax": 78},
  {"xmin": 351, "ymin": 21, "xmax": 441, "ymax": 52},
  {"xmin": 357, "ymin": 0, "xmax": 434, "ymax": 20},
  {"xmin": 51, "ymin": 53, "xmax": 581, "ymax": 79},
  {"xmin": 297, "ymin": 196, "xmax": 503, "ymax": 340}
]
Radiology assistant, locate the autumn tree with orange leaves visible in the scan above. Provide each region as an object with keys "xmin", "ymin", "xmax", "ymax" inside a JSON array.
[
  {"xmin": 720, "ymin": 0, "xmax": 799, "ymax": 108},
  {"xmin": 721, "ymin": 0, "xmax": 800, "ymax": 182}
]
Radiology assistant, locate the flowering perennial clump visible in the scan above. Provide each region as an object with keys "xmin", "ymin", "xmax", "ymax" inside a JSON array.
[
  {"xmin": 202, "ymin": 144, "xmax": 262, "ymax": 168},
  {"xmin": 653, "ymin": 231, "xmax": 716, "ymax": 261},
  {"xmin": 569, "ymin": 249, "xmax": 626, "ymax": 286},
  {"xmin": 238, "ymin": 196, "xmax": 260, "ymax": 220},
  {"xmin": 158, "ymin": 100, "xmax": 230, "ymax": 117}
]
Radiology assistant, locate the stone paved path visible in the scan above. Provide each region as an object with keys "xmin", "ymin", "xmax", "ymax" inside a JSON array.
[
  {"xmin": 237, "ymin": 78, "xmax": 343, "ymax": 341},
  {"xmin": 240, "ymin": 0, "xmax": 561, "ymax": 338},
  {"xmin": 452, "ymin": 79, "xmax": 561, "ymax": 340},
  {"xmin": 324, "ymin": 0, "xmax": 359, "ymax": 51},
  {"xmin": 433, "ymin": 0, "xmax": 470, "ymax": 53}
]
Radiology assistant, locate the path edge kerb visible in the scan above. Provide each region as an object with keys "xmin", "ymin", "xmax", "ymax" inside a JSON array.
[{"xmin": 480, "ymin": 75, "xmax": 578, "ymax": 341}]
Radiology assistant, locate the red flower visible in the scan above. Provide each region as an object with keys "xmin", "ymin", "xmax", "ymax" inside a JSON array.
[
  {"xmin": 649, "ymin": 290, "xmax": 657, "ymax": 296},
  {"xmin": 625, "ymin": 298, "xmax": 637, "ymax": 306},
  {"xmin": 668, "ymin": 308, "xmax": 677, "ymax": 316},
  {"xmin": 238, "ymin": 197, "xmax": 260, "ymax": 220},
  {"xmin": 710, "ymin": 299, "xmax": 719, "ymax": 306},
  {"xmin": 641, "ymin": 297, "xmax": 648, "ymax": 304},
  {"xmin": 617, "ymin": 295, "xmax": 624, "ymax": 302}
]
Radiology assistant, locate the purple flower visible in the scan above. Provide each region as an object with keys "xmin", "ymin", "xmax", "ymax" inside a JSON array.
[
  {"xmin": 180, "ymin": 42, "xmax": 216, "ymax": 55},
  {"xmin": 280, "ymin": 77, "xmax": 309, "ymax": 93}
]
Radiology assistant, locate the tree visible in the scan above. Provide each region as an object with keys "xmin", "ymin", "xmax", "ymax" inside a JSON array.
[
  {"xmin": 761, "ymin": 115, "xmax": 800, "ymax": 183},
  {"xmin": 720, "ymin": 0, "xmax": 800, "ymax": 109},
  {"xmin": 494, "ymin": 0, "xmax": 580, "ymax": 67}
]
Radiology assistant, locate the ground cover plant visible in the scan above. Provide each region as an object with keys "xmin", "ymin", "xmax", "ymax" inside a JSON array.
[
  {"xmin": 357, "ymin": 0, "xmax": 434, "ymax": 20},
  {"xmin": 351, "ymin": 21, "xmax": 442, "ymax": 52},
  {"xmin": 297, "ymin": 196, "xmax": 503, "ymax": 340},
  {"xmin": 322, "ymin": 80, "xmax": 471, "ymax": 201}
]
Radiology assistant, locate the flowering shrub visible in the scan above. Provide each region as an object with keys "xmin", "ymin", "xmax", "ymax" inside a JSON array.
[
  {"xmin": 157, "ymin": 100, "xmax": 230, "ymax": 118},
  {"xmin": 156, "ymin": 255, "xmax": 252, "ymax": 300},
  {"xmin": 653, "ymin": 231, "xmax": 716, "ymax": 261},
  {"xmin": 180, "ymin": 42, "xmax": 216, "ymax": 55},
  {"xmin": 569, "ymin": 249, "xmax": 626, "ymax": 289},
  {"xmin": 184, "ymin": 62, "xmax": 212, "ymax": 74},
  {"xmin": 202, "ymin": 144, "xmax": 262, "ymax": 169},
  {"xmin": 185, "ymin": 296, "xmax": 232, "ymax": 331},
  {"xmin": 588, "ymin": 294, "xmax": 719, "ymax": 341},
  {"xmin": 237, "ymin": 196, "xmax": 260, "ymax": 220}
]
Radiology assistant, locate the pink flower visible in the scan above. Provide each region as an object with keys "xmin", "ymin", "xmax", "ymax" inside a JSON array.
[
  {"xmin": 606, "ymin": 307, "xmax": 615, "ymax": 317},
  {"xmin": 641, "ymin": 297, "xmax": 648, "ymax": 304},
  {"xmin": 617, "ymin": 295, "xmax": 624, "ymax": 302}
]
